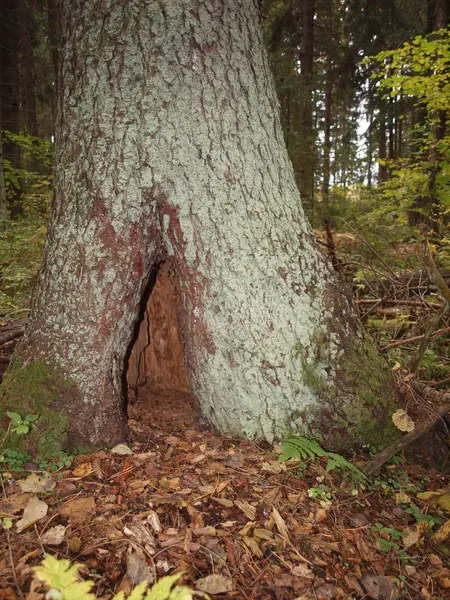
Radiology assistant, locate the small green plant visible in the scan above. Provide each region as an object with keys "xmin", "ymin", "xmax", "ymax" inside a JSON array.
[
  {"xmin": 405, "ymin": 504, "xmax": 437, "ymax": 528},
  {"xmin": 280, "ymin": 435, "xmax": 366, "ymax": 480},
  {"xmin": 7, "ymin": 411, "xmax": 39, "ymax": 435},
  {"xmin": 308, "ymin": 486, "xmax": 332, "ymax": 502},
  {"xmin": 33, "ymin": 555, "xmax": 207, "ymax": 600},
  {"xmin": 38, "ymin": 452, "xmax": 74, "ymax": 472},
  {"xmin": 0, "ymin": 448, "xmax": 30, "ymax": 471},
  {"xmin": 372, "ymin": 522, "xmax": 405, "ymax": 551}
]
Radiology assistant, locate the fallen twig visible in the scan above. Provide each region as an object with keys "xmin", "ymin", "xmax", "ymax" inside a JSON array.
[{"xmin": 381, "ymin": 326, "xmax": 450, "ymax": 350}]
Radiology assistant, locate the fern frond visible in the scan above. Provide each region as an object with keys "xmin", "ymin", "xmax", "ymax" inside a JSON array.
[
  {"xmin": 280, "ymin": 436, "xmax": 326, "ymax": 461},
  {"xmin": 280, "ymin": 435, "xmax": 366, "ymax": 481}
]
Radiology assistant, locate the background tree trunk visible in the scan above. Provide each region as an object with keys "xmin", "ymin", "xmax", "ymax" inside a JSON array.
[{"xmin": 3, "ymin": 0, "xmax": 397, "ymax": 453}]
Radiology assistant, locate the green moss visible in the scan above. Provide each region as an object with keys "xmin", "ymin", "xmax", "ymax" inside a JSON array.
[
  {"xmin": 294, "ymin": 327, "xmax": 398, "ymax": 451},
  {"xmin": 293, "ymin": 328, "xmax": 331, "ymax": 395},
  {"xmin": 0, "ymin": 359, "xmax": 71, "ymax": 456}
]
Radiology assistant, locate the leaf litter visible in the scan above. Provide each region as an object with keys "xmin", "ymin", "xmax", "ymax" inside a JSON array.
[{"xmin": 0, "ymin": 400, "xmax": 449, "ymax": 599}]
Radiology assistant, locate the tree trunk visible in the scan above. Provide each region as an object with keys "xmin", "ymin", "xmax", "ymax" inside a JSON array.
[
  {"xmin": 297, "ymin": 0, "xmax": 316, "ymax": 216},
  {"xmin": 1, "ymin": 0, "xmax": 398, "ymax": 454},
  {"xmin": 18, "ymin": 0, "xmax": 39, "ymax": 137},
  {"xmin": 0, "ymin": 0, "xmax": 23, "ymax": 217},
  {"xmin": 321, "ymin": 56, "xmax": 333, "ymax": 218},
  {"xmin": 0, "ymin": 137, "xmax": 6, "ymax": 229},
  {"xmin": 378, "ymin": 106, "xmax": 388, "ymax": 182}
]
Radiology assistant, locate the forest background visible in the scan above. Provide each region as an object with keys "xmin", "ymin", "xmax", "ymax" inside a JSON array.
[{"xmin": 0, "ymin": 0, "xmax": 449, "ymax": 392}]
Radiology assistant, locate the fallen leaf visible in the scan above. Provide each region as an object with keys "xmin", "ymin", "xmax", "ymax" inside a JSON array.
[
  {"xmin": 361, "ymin": 574, "xmax": 399, "ymax": 600},
  {"xmin": 196, "ymin": 574, "xmax": 233, "ymax": 595},
  {"xmin": 111, "ymin": 443, "xmax": 133, "ymax": 456},
  {"xmin": 392, "ymin": 409, "xmax": 415, "ymax": 432},
  {"xmin": 225, "ymin": 450, "xmax": 244, "ymax": 469},
  {"xmin": 403, "ymin": 528, "xmax": 420, "ymax": 548},
  {"xmin": 126, "ymin": 548, "xmax": 153, "ymax": 584},
  {"xmin": 72, "ymin": 462, "xmax": 94, "ymax": 477},
  {"xmin": 3, "ymin": 492, "xmax": 31, "ymax": 513},
  {"xmin": 315, "ymin": 583, "xmax": 339, "ymax": 599},
  {"xmin": 59, "ymin": 496, "xmax": 96, "ymax": 521},
  {"xmin": 235, "ymin": 499, "xmax": 256, "ymax": 520},
  {"xmin": 272, "ymin": 506, "xmax": 288, "ymax": 538},
  {"xmin": 212, "ymin": 496, "xmax": 233, "ymax": 508},
  {"xmin": 291, "ymin": 564, "xmax": 314, "ymax": 578},
  {"xmin": 18, "ymin": 472, "xmax": 55, "ymax": 494},
  {"xmin": 242, "ymin": 535, "xmax": 263, "ymax": 558},
  {"xmin": 41, "ymin": 525, "xmax": 66, "ymax": 546},
  {"xmin": 433, "ymin": 519, "xmax": 450, "ymax": 544},
  {"xmin": 16, "ymin": 497, "xmax": 48, "ymax": 532},
  {"xmin": 146, "ymin": 510, "xmax": 162, "ymax": 533}
]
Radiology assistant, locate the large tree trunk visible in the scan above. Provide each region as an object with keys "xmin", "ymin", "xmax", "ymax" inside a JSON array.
[{"xmin": 1, "ymin": 0, "xmax": 398, "ymax": 454}]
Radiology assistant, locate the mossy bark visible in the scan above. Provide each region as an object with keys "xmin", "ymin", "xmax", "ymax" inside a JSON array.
[{"xmin": 0, "ymin": 361, "xmax": 72, "ymax": 456}]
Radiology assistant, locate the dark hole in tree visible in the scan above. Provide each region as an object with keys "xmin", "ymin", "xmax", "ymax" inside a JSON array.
[{"xmin": 123, "ymin": 261, "xmax": 195, "ymax": 428}]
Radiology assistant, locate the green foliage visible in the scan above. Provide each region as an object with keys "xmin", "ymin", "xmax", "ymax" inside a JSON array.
[
  {"xmin": 0, "ymin": 448, "xmax": 30, "ymax": 471},
  {"xmin": 0, "ymin": 132, "xmax": 51, "ymax": 317},
  {"xmin": 6, "ymin": 410, "xmax": 39, "ymax": 435},
  {"xmin": 365, "ymin": 28, "xmax": 450, "ymax": 230},
  {"xmin": 33, "ymin": 555, "xmax": 206, "ymax": 600},
  {"xmin": 372, "ymin": 522, "xmax": 405, "ymax": 552},
  {"xmin": 0, "ymin": 216, "xmax": 47, "ymax": 316},
  {"xmin": 280, "ymin": 435, "xmax": 366, "ymax": 480},
  {"xmin": 369, "ymin": 28, "xmax": 450, "ymax": 114},
  {"xmin": 307, "ymin": 486, "xmax": 332, "ymax": 502}
]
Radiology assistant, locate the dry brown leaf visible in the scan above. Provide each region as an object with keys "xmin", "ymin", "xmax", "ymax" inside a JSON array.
[
  {"xmin": 146, "ymin": 510, "xmax": 162, "ymax": 533},
  {"xmin": 403, "ymin": 528, "xmax": 420, "ymax": 549},
  {"xmin": 212, "ymin": 496, "xmax": 233, "ymax": 508},
  {"xmin": 196, "ymin": 574, "xmax": 233, "ymax": 595},
  {"xmin": 4, "ymin": 492, "xmax": 31, "ymax": 513},
  {"xmin": 254, "ymin": 528, "xmax": 276, "ymax": 542},
  {"xmin": 272, "ymin": 506, "xmax": 288, "ymax": 538},
  {"xmin": 126, "ymin": 548, "xmax": 153, "ymax": 584},
  {"xmin": 433, "ymin": 519, "xmax": 450, "ymax": 544},
  {"xmin": 225, "ymin": 450, "xmax": 244, "ymax": 469},
  {"xmin": 59, "ymin": 496, "xmax": 96, "ymax": 522},
  {"xmin": 235, "ymin": 499, "xmax": 256, "ymax": 520},
  {"xmin": 242, "ymin": 535, "xmax": 263, "ymax": 558},
  {"xmin": 18, "ymin": 473, "xmax": 55, "ymax": 494},
  {"xmin": 16, "ymin": 497, "xmax": 48, "ymax": 533},
  {"xmin": 41, "ymin": 525, "xmax": 66, "ymax": 546},
  {"xmin": 192, "ymin": 526, "xmax": 217, "ymax": 536},
  {"xmin": 72, "ymin": 462, "xmax": 94, "ymax": 477},
  {"xmin": 291, "ymin": 564, "xmax": 314, "ymax": 578}
]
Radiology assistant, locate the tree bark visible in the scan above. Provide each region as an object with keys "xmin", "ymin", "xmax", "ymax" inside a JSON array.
[
  {"xmin": 297, "ymin": 0, "xmax": 316, "ymax": 215},
  {"xmin": 321, "ymin": 56, "xmax": 333, "ymax": 218},
  {"xmin": 0, "ymin": 0, "xmax": 23, "ymax": 217},
  {"xmin": 3, "ymin": 0, "xmax": 398, "ymax": 453}
]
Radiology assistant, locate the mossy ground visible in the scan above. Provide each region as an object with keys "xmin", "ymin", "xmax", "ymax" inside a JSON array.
[{"xmin": 0, "ymin": 359, "xmax": 71, "ymax": 456}]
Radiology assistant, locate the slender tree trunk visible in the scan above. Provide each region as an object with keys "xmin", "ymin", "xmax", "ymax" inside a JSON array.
[
  {"xmin": 3, "ymin": 0, "xmax": 397, "ymax": 453},
  {"xmin": 0, "ymin": 137, "xmax": 6, "ymax": 229},
  {"xmin": 321, "ymin": 57, "xmax": 332, "ymax": 218},
  {"xmin": 298, "ymin": 0, "xmax": 315, "ymax": 215},
  {"xmin": 378, "ymin": 107, "xmax": 388, "ymax": 182},
  {"xmin": 18, "ymin": 0, "xmax": 39, "ymax": 137},
  {"xmin": 0, "ymin": 0, "xmax": 23, "ymax": 217}
]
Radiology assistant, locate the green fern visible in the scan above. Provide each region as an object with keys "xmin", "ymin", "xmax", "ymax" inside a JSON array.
[{"xmin": 280, "ymin": 435, "xmax": 366, "ymax": 480}]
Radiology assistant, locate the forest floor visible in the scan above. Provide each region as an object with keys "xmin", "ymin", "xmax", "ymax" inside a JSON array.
[
  {"xmin": 1, "ymin": 234, "xmax": 450, "ymax": 599},
  {"xmin": 0, "ymin": 390, "xmax": 449, "ymax": 600}
]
